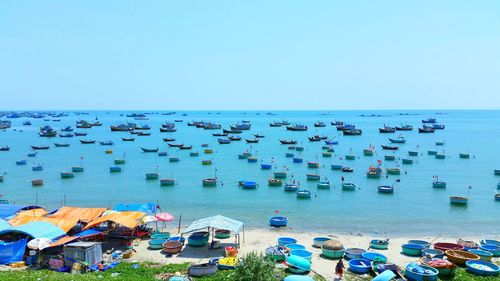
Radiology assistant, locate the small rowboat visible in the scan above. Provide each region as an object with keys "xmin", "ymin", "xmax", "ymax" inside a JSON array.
[
  {"xmin": 190, "ymin": 152, "xmax": 199, "ymax": 156},
  {"xmin": 405, "ymin": 263, "xmax": 438, "ymax": 281},
  {"xmin": 402, "ymin": 243, "xmax": 425, "ymax": 256},
  {"xmin": 348, "ymin": 259, "xmax": 371, "ymax": 274},
  {"xmin": 160, "ymin": 178, "xmax": 175, "ymax": 186},
  {"xmin": 32, "ymin": 179, "xmax": 44, "ymax": 186},
  {"xmin": 370, "ymin": 239, "xmax": 389, "ymax": 250},
  {"xmin": 434, "ymin": 242, "xmax": 464, "ymax": 252},
  {"xmin": 240, "ymin": 180, "xmax": 258, "ymax": 189},
  {"xmin": 428, "ymin": 150, "xmax": 437, "ymax": 155},
  {"xmin": 32, "ymin": 165, "xmax": 43, "ymax": 171},
  {"xmin": 445, "ymin": 250, "xmax": 480, "ymax": 266},
  {"xmin": 80, "ymin": 140, "xmax": 96, "ymax": 144},
  {"xmin": 292, "ymin": 157, "xmax": 303, "ymax": 163},
  {"xmin": 245, "ymin": 139, "xmax": 259, "ymax": 143},
  {"xmin": 0, "ymin": 146, "xmax": 10, "ymax": 151},
  {"xmin": 465, "ymin": 260, "xmax": 500, "ymax": 277}
]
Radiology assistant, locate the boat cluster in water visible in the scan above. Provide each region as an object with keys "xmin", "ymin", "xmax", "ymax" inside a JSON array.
[{"xmin": 1, "ymin": 112, "xmax": 499, "ymax": 205}]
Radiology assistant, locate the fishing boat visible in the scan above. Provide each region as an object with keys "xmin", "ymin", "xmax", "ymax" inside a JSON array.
[
  {"xmin": 27, "ymin": 152, "xmax": 37, "ymax": 157},
  {"xmin": 0, "ymin": 146, "xmax": 10, "ymax": 151},
  {"xmin": 190, "ymin": 151, "xmax": 199, "ymax": 157},
  {"xmin": 324, "ymin": 139, "xmax": 338, "ymax": 145},
  {"xmin": 495, "ymin": 194, "xmax": 500, "ymax": 201},
  {"xmin": 317, "ymin": 181, "xmax": 330, "ymax": 189},
  {"xmin": 269, "ymin": 122, "xmax": 283, "ymax": 127},
  {"xmin": 402, "ymin": 158, "xmax": 413, "ymax": 164},
  {"xmin": 230, "ymin": 123, "xmax": 251, "ymax": 131},
  {"xmin": 363, "ymin": 149, "xmax": 374, "ymax": 156},
  {"xmin": 99, "ymin": 141, "xmax": 114, "ymax": 146},
  {"xmin": 71, "ymin": 166, "xmax": 84, "ymax": 172},
  {"xmin": 59, "ymin": 133, "xmax": 74, "ymax": 138},
  {"xmin": 163, "ymin": 138, "xmax": 175, "ymax": 142},
  {"xmin": 202, "ymin": 178, "xmax": 217, "ymax": 187},
  {"xmin": 381, "ymin": 145, "xmax": 399, "ymax": 150},
  {"xmin": 80, "ymin": 139, "xmax": 96, "ymax": 144},
  {"xmin": 284, "ymin": 183, "xmax": 299, "ymax": 192},
  {"xmin": 60, "ymin": 126, "xmax": 73, "ymax": 132},
  {"xmin": 31, "ymin": 145, "xmax": 50, "ymax": 150},
  {"xmin": 160, "ymin": 178, "xmax": 175, "ymax": 186},
  {"xmin": 379, "ymin": 125, "xmax": 396, "ymax": 133},
  {"xmin": 274, "ymin": 171, "xmax": 287, "ymax": 179},
  {"xmin": 74, "ymin": 132, "xmax": 87, "ymax": 136},
  {"xmin": 54, "ymin": 143, "xmax": 70, "ymax": 147},
  {"xmin": 109, "ymin": 166, "xmax": 122, "ymax": 173},
  {"xmin": 378, "ymin": 185, "xmax": 394, "ymax": 193},
  {"xmin": 137, "ymin": 131, "xmax": 150, "ymax": 136},
  {"xmin": 459, "ymin": 153, "xmax": 470, "ymax": 159},
  {"xmin": 331, "ymin": 164, "xmax": 343, "ymax": 170},
  {"xmin": 343, "ymin": 129, "xmax": 362, "ymax": 135},
  {"xmin": 121, "ymin": 137, "xmax": 135, "ymax": 141},
  {"xmin": 435, "ymin": 141, "xmax": 445, "ymax": 146},
  {"xmin": 342, "ymin": 183, "xmax": 356, "ymax": 191},
  {"xmin": 159, "ymin": 127, "xmax": 176, "ymax": 132},
  {"xmin": 306, "ymin": 174, "xmax": 320, "ymax": 181},
  {"xmin": 331, "ymin": 120, "xmax": 343, "ymax": 126},
  {"xmin": 296, "ymin": 189, "xmax": 311, "ymax": 199},
  {"xmin": 228, "ymin": 136, "xmax": 241, "ymax": 141},
  {"xmin": 395, "ymin": 124, "xmax": 413, "ymax": 131},
  {"xmin": 295, "ymin": 146, "xmax": 304, "ymax": 151},
  {"xmin": 422, "ymin": 118, "xmax": 437, "ymax": 123},
  {"xmin": 141, "ymin": 147, "xmax": 159, "ymax": 152},
  {"xmin": 202, "ymin": 160, "xmax": 212, "ymax": 165},
  {"xmin": 254, "ymin": 134, "xmax": 265, "ymax": 138},
  {"xmin": 169, "ymin": 157, "xmax": 180, "ymax": 162},
  {"xmin": 31, "ymin": 165, "xmax": 43, "ymax": 171},
  {"xmin": 345, "ymin": 154, "xmax": 356, "ymax": 160},
  {"xmin": 245, "ymin": 139, "xmax": 259, "ymax": 143},
  {"xmin": 39, "ymin": 126, "xmax": 57, "ymax": 137},
  {"xmin": 179, "ymin": 145, "xmax": 192, "ymax": 150},
  {"xmin": 432, "ymin": 176, "xmax": 447, "ymax": 188},
  {"xmin": 389, "ymin": 136, "xmax": 406, "ymax": 143},
  {"xmin": 314, "ymin": 121, "xmax": 326, "ymax": 127},
  {"xmin": 341, "ymin": 166, "xmax": 353, "ymax": 173},
  {"xmin": 261, "ymin": 163, "xmax": 272, "ymax": 169},
  {"xmin": 114, "ymin": 159, "xmax": 125, "ymax": 164},
  {"xmin": 322, "ymin": 151, "xmax": 332, "ymax": 157},
  {"xmin": 286, "ymin": 124, "xmax": 308, "ymax": 131},
  {"xmin": 60, "ymin": 172, "xmax": 74, "ymax": 178},
  {"xmin": 212, "ymin": 133, "xmax": 228, "ymax": 137},
  {"xmin": 307, "ymin": 162, "xmax": 320, "ymax": 168},
  {"xmin": 495, "ymin": 169, "xmax": 500, "ymax": 176},
  {"xmin": 435, "ymin": 153, "xmax": 446, "ymax": 159},
  {"xmin": 110, "ymin": 124, "xmax": 135, "ymax": 131},
  {"xmin": 419, "ymin": 127, "xmax": 435, "ymax": 133},
  {"xmin": 408, "ymin": 151, "xmax": 419, "ymax": 156},
  {"xmin": 428, "ymin": 150, "xmax": 437, "ymax": 155},
  {"xmin": 268, "ymin": 179, "xmax": 283, "ymax": 186},
  {"xmin": 285, "ymin": 152, "xmax": 294, "ymax": 158},
  {"xmin": 247, "ymin": 157, "xmax": 258, "ymax": 163},
  {"xmin": 223, "ymin": 129, "xmax": 241, "ymax": 134},
  {"xmin": 386, "ymin": 168, "xmax": 401, "ymax": 175},
  {"xmin": 31, "ymin": 179, "xmax": 43, "ymax": 186},
  {"xmin": 384, "ymin": 155, "xmax": 395, "ymax": 161},
  {"xmin": 240, "ymin": 180, "xmax": 258, "ymax": 189},
  {"xmin": 218, "ymin": 138, "xmax": 231, "ymax": 144},
  {"xmin": 292, "ymin": 157, "xmax": 303, "ymax": 163},
  {"xmin": 450, "ymin": 196, "xmax": 468, "ymax": 205},
  {"xmin": 146, "ymin": 173, "xmax": 159, "ymax": 180},
  {"xmin": 280, "ymin": 139, "xmax": 297, "ymax": 145}
]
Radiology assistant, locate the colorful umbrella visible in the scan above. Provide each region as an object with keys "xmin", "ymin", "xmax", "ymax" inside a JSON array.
[{"xmin": 155, "ymin": 212, "xmax": 174, "ymax": 222}]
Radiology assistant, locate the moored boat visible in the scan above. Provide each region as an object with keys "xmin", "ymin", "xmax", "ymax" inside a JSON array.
[
  {"xmin": 60, "ymin": 172, "xmax": 74, "ymax": 178},
  {"xmin": 141, "ymin": 147, "xmax": 159, "ymax": 152},
  {"xmin": 296, "ymin": 189, "xmax": 311, "ymax": 199},
  {"xmin": 342, "ymin": 182, "xmax": 356, "ymax": 191},
  {"xmin": 268, "ymin": 179, "xmax": 282, "ymax": 186},
  {"xmin": 160, "ymin": 178, "xmax": 175, "ymax": 186},
  {"xmin": 450, "ymin": 196, "xmax": 468, "ymax": 205},
  {"xmin": 202, "ymin": 178, "xmax": 217, "ymax": 187}
]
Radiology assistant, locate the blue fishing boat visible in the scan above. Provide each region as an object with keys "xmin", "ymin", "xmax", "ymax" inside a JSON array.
[
  {"xmin": 218, "ymin": 138, "xmax": 231, "ymax": 144},
  {"xmin": 285, "ymin": 152, "xmax": 294, "ymax": 158},
  {"xmin": 16, "ymin": 160, "xmax": 27, "ymax": 165},
  {"xmin": 293, "ymin": 157, "xmax": 303, "ymax": 163},
  {"xmin": 324, "ymin": 139, "xmax": 338, "ymax": 145},
  {"xmin": 465, "ymin": 260, "xmax": 499, "ymax": 277},
  {"xmin": 99, "ymin": 141, "xmax": 114, "ymax": 146},
  {"xmin": 260, "ymin": 163, "xmax": 272, "ymax": 169},
  {"xmin": 59, "ymin": 133, "xmax": 74, "ymax": 138},
  {"xmin": 422, "ymin": 118, "xmax": 437, "ymax": 123},
  {"xmin": 60, "ymin": 126, "xmax": 73, "ymax": 132},
  {"xmin": 306, "ymin": 174, "xmax": 320, "ymax": 181},
  {"xmin": 109, "ymin": 166, "xmax": 122, "ymax": 173},
  {"xmin": 389, "ymin": 136, "xmax": 406, "ymax": 143},
  {"xmin": 348, "ymin": 259, "xmax": 372, "ymax": 274},
  {"xmin": 158, "ymin": 152, "xmax": 168, "ymax": 157},
  {"xmin": 240, "ymin": 180, "xmax": 258, "ymax": 189},
  {"xmin": 269, "ymin": 216, "xmax": 288, "ymax": 227},
  {"xmin": 331, "ymin": 164, "xmax": 343, "ymax": 170},
  {"xmin": 32, "ymin": 165, "xmax": 43, "ymax": 171},
  {"xmin": 342, "ymin": 182, "xmax": 356, "ymax": 191}
]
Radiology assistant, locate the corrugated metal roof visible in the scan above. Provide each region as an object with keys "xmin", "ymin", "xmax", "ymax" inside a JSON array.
[
  {"xmin": 0, "ymin": 221, "xmax": 66, "ymax": 241},
  {"xmin": 0, "ymin": 219, "xmax": 11, "ymax": 232}
]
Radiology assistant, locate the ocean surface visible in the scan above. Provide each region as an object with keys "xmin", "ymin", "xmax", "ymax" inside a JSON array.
[{"xmin": 0, "ymin": 110, "xmax": 499, "ymax": 236}]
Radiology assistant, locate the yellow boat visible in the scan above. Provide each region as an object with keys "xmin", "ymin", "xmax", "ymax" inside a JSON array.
[
  {"xmin": 217, "ymin": 257, "xmax": 238, "ymax": 270},
  {"xmin": 105, "ymin": 150, "xmax": 113, "ymax": 154},
  {"xmin": 204, "ymin": 149, "xmax": 213, "ymax": 154}
]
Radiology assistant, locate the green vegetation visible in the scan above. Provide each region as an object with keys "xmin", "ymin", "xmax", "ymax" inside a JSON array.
[{"xmin": 0, "ymin": 261, "xmax": 498, "ymax": 281}]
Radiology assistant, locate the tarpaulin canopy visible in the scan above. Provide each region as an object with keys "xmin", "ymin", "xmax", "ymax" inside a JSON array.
[
  {"xmin": 183, "ymin": 215, "xmax": 244, "ymax": 234},
  {"xmin": 48, "ymin": 206, "xmax": 108, "ymax": 223},
  {"xmin": 0, "ymin": 219, "xmax": 11, "ymax": 232},
  {"xmin": 0, "ymin": 238, "xmax": 27, "ymax": 264},
  {"xmin": 114, "ymin": 203, "xmax": 157, "ymax": 214},
  {"xmin": 0, "ymin": 221, "xmax": 66, "ymax": 241},
  {"xmin": 83, "ymin": 211, "xmax": 145, "ymax": 230},
  {"xmin": 0, "ymin": 205, "xmax": 44, "ymax": 219}
]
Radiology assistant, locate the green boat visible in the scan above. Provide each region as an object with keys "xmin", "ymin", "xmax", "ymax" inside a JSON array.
[
  {"xmin": 342, "ymin": 182, "xmax": 356, "ymax": 190},
  {"xmin": 109, "ymin": 166, "xmax": 122, "ymax": 173},
  {"xmin": 307, "ymin": 174, "xmax": 320, "ymax": 181},
  {"xmin": 274, "ymin": 171, "xmax": 287, "ymax": 179},
  {"xmin": 363, "ymin": 149, "xmax": 374, "ymax": 156},
  {"xmin": 321, "ymin": 248, "xmax": 345, "ymax": 259},
  {"xmin": 71, "ymin": 166, "xmax": 84, "ymax": 172},
  {"xmin": 459, "ymin": 153, "xmax": 470, "ymax": 159},
  {"xmin": 114, "ymin": 159, "xmax": 126, "ymax": 165},
  {"xmin": 386, "ymin": 168, "xmax": 401, "ymax": 175},
  {"xmin": 435, "ymin": 141, "xmax": 445, "ymax": 146},
  {"xmin": 435, "ymin": 154, "xmax": 446, "ymax": 159},
  {"xmin": 317, "ymin": 181, "xmax": 330, "ymax": 189},
  {"xmin": 160, "ymin": 178, "xmax": 175, "ymax": 186},
  {"xmin": 402, "ymin": 158, "xmax": 413, "ymax": 164},
  {"xmin": 345, "ymin": 154, "xmax": 356, "ymax": 160},
  {"xmin": 169, "ymin": 157, "xmax": 180, "ymax": 162},
  {"xmin": 214, "ymin": 229, "xmax": 231, "ymax": 239},
  {"xmin": 384, "ymin": 155, "xmax": 395, "ymax": 161},
  {"xmin": 268, "ymin": 179, "xmax": 282, "ymax": 186},
  {"xmin": 495, "ymin": 170, "xmax": 500, "ymax": 175},
  {"xmin": 370, "ymin": 239, "xmax": 389, "ymax": 250},
  {"xmin": 408, "ymin": 151, "xmax": 419, "ymax": 156},
  {"xmin": 238, "ymin": 154, "xmax": 249, "ymax": 159},
  {"xmin": 60, "ymin": 172, "xmax": 74, "ymax": 178},
  {"xmin": 428, "ymin": 150, "xmax": 437, "ymax": 155},
  {"xmin": 432, "ymin": 181, "xmax": 447, "ymax": 188},
  {"xmin": 322, "ymin": 152, "xmax": 332, "ymax": 157},
  {"xmin": 367, "ymin": 171, "xmax": 382, "ymax": 178},
  {"xmin": 146, "ymin": 173, "xmax": 159, "ymax": 180}
]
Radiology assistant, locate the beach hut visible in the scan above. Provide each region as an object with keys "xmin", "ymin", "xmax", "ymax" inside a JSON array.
[{"xmin": 182, "ymin": 215, "xmax": 245, "ymax": 247}]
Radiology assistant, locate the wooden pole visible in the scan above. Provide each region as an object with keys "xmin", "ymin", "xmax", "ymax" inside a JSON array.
[{"xmin": 177, "ymin": 214, "xmax": 182, "ymax": 233}]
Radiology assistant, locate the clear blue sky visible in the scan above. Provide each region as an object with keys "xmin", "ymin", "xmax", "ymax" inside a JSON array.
[{"xmin": 1, "ymin": 1, "xmax": 499, "ymax": 110}]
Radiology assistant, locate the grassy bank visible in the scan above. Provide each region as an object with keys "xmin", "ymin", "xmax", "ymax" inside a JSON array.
[{"xmin": 0, "ymin": 262, "xmax": 498, "ymax": 281}]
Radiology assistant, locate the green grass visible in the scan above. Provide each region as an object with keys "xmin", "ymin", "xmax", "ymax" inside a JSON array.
[{"xmin": 0, "ymin": 263, "xmax": 498, "ymax": 281}]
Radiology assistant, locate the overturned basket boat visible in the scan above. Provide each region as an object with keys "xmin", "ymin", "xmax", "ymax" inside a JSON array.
[
  {"xmin": 188, "ymin": 262, "xmax": 218, "ymax": 277},
  {"xmin": 162, "ymin": 241, "xmax": 183, "ymax": 254}
]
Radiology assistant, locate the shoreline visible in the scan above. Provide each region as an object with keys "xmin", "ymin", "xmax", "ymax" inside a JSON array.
[{"xmin": 129, "ymin": 227, "xmax": 500, "ymax": 280}]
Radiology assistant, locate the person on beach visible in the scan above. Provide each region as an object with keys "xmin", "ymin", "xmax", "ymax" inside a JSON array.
[{"xmin": 335, "ymin": 259, "xmax": 345, "ymax": 279}]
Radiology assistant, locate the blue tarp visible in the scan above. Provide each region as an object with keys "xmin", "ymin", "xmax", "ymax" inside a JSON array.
[
  {"xmin": 0, "ymin": 204, "xmax": 43, "ymax": 219},
  {"xmin": 74, "ymin": 229, "xmax": 102, "ymax": 238},
  {"xmin": 114, "ymin": 203, "xmax": 157, "ymax": 214},
  {"xmin": 0, "ymin": 238, "xmax": 27, "ymax": 264}
]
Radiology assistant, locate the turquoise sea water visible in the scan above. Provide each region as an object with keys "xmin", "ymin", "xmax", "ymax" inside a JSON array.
[{"xmin": 0, "ymin": 110, "xmax": 499, "ymax": 235}]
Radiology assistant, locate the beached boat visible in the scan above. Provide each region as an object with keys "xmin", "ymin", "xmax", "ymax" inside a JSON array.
[
  {"xmin": 188, "ymin": 263, "xmax": 217, "ymax": 277},
  {"xmin": 160, "ymin": 178, "xmax": 175, "ymax": 186},
  {"xmin": 141, "ymin": 147, "xmax": 159, "ymax": 152},
  {"xmin": 405, "ymin": 263, "xmax": 439, "ymax": 281}
]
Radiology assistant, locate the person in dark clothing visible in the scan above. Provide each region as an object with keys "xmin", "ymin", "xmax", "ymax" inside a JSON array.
[{"xmin": 335, "ymin": 259, "xmax": 345, "ymax": 279}]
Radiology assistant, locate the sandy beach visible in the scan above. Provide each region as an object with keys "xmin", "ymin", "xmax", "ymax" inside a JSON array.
[{"xmin": 128, "ymin": 227, "xmax": 500, "ymax": 279}]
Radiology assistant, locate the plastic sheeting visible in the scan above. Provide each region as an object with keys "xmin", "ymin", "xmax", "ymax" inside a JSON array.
[
  {"xmin": 0, "ymin": 238, "xmax": 28, "ymax": 264},
  {"xmin": 83, "ymin": 211, "xmax": 145, "ymax": 230},
  {"xmin": 182, "ymin": 215, "xmax": 244, "ymax": 234},
  {"xmin": 0, "ymin": 205, "xmax": 44, "ymax": 219},
  {"xmin": 0, "ymin": 221, "xmax": 66, "ymax": 241},
  {"xmin": 114, "ymin": 203, "xmax": 157, "ymax": 214}
]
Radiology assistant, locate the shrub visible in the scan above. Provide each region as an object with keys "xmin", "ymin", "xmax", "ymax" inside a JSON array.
[{"xmin": 231, "ymin": 251, "xmax": 284, "ymax": 281}]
